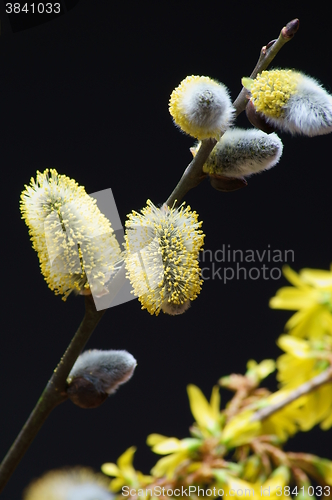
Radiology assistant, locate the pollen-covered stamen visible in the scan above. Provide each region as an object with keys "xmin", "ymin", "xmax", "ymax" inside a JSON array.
[
  {"xmin": 244, "ymin": 69, "xmax": 332, "ymax": 136},
  {"xmin": 20, "ymin": 169, "xmax": 123, "ymax": 300},
  {"xmin": 250, "ymin": 69, "xmax": 300, "ymax": 118},
  {"xmin": 124, "ymin": 200, "xmax": 204, "ymax": 316}
]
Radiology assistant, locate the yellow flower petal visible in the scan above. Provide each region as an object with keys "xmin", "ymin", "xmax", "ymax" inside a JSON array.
[
  {"xmin": 150, "ymin": 451, "xmax": 188, "ymax": 479},
  {"xmin": 152, "ymin": 438, "xmax": 182, "ymax": 454},
  {"xmin": 109, "ymin": 477, "xmax": 126, "ymax": 492},
  {"xmin": 210, "ymin": 385, "xmax": 221, "ymax": 418},
  {"xmin": 321, "ymin": 410, "xmax": 332, "ymax": 430},
  {"xmin": 146, "ymin": 434, "xmax": 169, "ymax": 447},
  {"xmin": 300, "ymin": 268, "xmax": 332, "ymax": 289},
  {"xmin": 277, "ymin": 335, "xmax": 311, "ymax": 358},
  {"xmin": 187, "ymin": 384, "xmax": 218, "ymax": 432},
  {"xmin": 283, "ymin": 265, "xmax": 308, "ymax": 288},
  {"xmin": 221, "ymin": 410, "xmax": 261, "ymax": 447},
  {"xmin": 223, "ymin": 476, "xmax": 256, "ymax": 500},
  {"xmin": 287, "ymin": 306, "xmax": 332, "ymax": 338},
  {"xmin": 101, "ymin": 462, "xmax": 120, "ymax": 477},
  {"xmin": 270, "ymin": 288, "xmax": 319, "ymax": 310},
  {"xmin": 117, "ymin": 446, "xmax": 136, "ymax": 471},
  {"xmin": 314, "ymin": 458, "xmax": 332, "ymax": 484},
  {"xmin": 246, "ymin": 359, "xmax": 276, "ymax": 381},
  {"xmin": 136, "ymin": 472, "xmax": 154, "ymax": 485},
  {"xmin": 264, "ymin": 466, "xmax": 290, "ymax": 498}
]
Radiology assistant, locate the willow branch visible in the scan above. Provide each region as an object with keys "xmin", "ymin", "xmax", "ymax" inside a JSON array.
[
  {"xmin": 233, "ymin": 18, "xmax": 299, "ymax": 115},
  {"xmin": 251, "ymin": 366, "xmax": 332, "ymax": 422},
  {"xmin": 166, "ymin": 138, "xmax": 216, "ymax": 207},
  {"xmin": 0, "ymin": 295, "xmax": 106, "ymax": 493},
  {"xmin": 166, "ymin": 18, "xmax": 299, "ymax": 208}
]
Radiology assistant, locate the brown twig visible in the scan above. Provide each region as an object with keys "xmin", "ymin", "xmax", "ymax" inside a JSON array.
[
  {"xmin": 166, "ymin": 19, "xmax": 299, "ymax": 208},
  {"xmin": 251, "ymin": 366, "xmax": 332, "ymax": 422},
  {"xmin": 166, "ymin": 138, "xmax": 215, "ymax": 208},
  {"xmin": 232, "ymin": 18, "xmax": 299, "ymax": 115},
  {"xmin": 0, "ymin": 295, "xmax": 106, "ymax": 493}
]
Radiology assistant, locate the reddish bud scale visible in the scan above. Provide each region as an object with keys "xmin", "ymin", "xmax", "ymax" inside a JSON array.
[
  {"xmin": 209, "ymin": 174, "xmax": 248, "ymax": 192},
  {"xmin": 246, "ymin": 100, "xmax": 277, "ymax": 134},
  {"xmin": 67, "ymin": 377, "xmax": 108, "ymax": 409}
]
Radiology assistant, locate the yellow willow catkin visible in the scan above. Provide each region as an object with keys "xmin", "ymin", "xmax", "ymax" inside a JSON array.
[
  {"xmin": 124, "ymin": 200, "xmax": 204, "ymax": 316},
  {"xmin": 169, "ymin": 75, "xmax": 235, "ymax": 139},
  {"xmin": 243, "ymin": 69, "xmax": 332, "ymax": 136},
  {"xmin": 20, "ymin": 169, "xmax": 122, "ymax": 299}
]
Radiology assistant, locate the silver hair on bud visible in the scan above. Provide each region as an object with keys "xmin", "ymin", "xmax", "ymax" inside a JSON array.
[
  {"xmin": 201, "ymin": 128, "xmax": 283, "ymax": 179},
  {"xmin": 67, "ymin": 350, "xmax": 137, "ymax": 409}
]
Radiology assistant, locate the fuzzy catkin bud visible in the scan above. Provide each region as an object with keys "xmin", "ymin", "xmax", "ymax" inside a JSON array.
[
  {"xmin": 67, "ymin": 350, "xmax": 137, "ymax": 408},
  {"xmin": 197, "ymin": 128, "xmax": 283, "ymax": 179},
  {"xmin": 169, "ymin": 75, "xmax": 235, "ymax": 140},
  {"xmin": 23, "ymin": 467, "xmax": 113, "ymax": 500},
  {"xmin": 243, "ymin": 69, "xmax": 332, "ymax": 137}
]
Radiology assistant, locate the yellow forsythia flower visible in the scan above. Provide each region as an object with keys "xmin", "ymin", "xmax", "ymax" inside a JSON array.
[
  {"xmin": 219, "ymin": 466, "xmax": 290, "ymax": 500},
  {"xmin": 20, "ymin": 169, "xmax": 122, "ymax": 300},
  {"xmin": 221, "ymin": 409, "xmax": 261, "ymax": 448},
  {"xmin": 270, "ymin": 266, "xmax": 332, "ymax": 338},
  {"xmin": 246, "ymin": 359, "xmax": 276, "ymax": 384},
  {"xmin": 147, "ymin": 434, "xmax": 201, "ymax": 479},
  {"xmin": 220, "ymin": 466, "xmax": 290, "ymax": 500},
  {"xmin": 187, "ymin": 384, "xmax": 222, "ymax": 436},
  {"xmin": 169, "ymin": 75, "xmax": 235, "ymax": 139},
  {"xmin": 102, "ymin": 447, "xmax": 152, "ymax": 492},
  {"xmin": 259, "ymin": 389, "xmax": 304, "ymax": 440},
  {"xmin": 276, "ymin": 334, "xmax": 332, "ymax": 431},
  {"xmin": 124, "ymin": 200, "xmax": 204, "ymax": 316}
]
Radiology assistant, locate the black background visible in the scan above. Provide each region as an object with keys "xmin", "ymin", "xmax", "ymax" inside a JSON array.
[{"xmin": 0, "ymin": 1, "xmax": 331, "ymax": 498}]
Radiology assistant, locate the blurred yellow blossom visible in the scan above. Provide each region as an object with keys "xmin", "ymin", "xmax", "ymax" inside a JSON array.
[
  {"xmin": 214, "ymin": 466, "xmax": 290, "ymax": 500},
  {"xmin": 259, "ymin": 389, "xmax": 303, "ymax": 440},
  {"xmin": 221, "ymin": 410, "xmax": 261, "ymax": 448},
  {"xmin": 246, "ymin": 359, "xmax": 276, "ymax": 384},
  {"xmin": 312, "ymin": 457, "xmax": 332, "ymax": 485},
  {"xmin": 101, "ymin": 447, "xmax": 152, "ymax": 492},
  {"xmin": 276, "ymin": 334, "xmax": 332, "ymax": 431},
  {"xmin": 187, "ymin": 384, "xmax": 222, "ymax": 436},
  {"xmin": 277, "ymin": 334, "xmax": 331, "ymax": 387},
  {"xmin": 270, "ymin": 266, "xmax": 332, "ymax": 338},
  {"xmin": 147, "ymin": 434, "xmax": 201, "ymax": 479}
]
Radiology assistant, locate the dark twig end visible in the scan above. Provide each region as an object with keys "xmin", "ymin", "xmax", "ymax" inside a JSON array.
[{"xmin": 282, "ymin": 19, "xmax": 300, "ymax": 39}]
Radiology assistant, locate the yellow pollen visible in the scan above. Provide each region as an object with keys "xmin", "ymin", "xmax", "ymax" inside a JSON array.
[{"xmin": 251, "ymin": 69, "xmax": 301, "ymax": 118}]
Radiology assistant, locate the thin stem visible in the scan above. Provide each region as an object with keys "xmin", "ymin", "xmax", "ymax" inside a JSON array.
[
  {"xmin": 0, "ymin": 295, "xmax": 106, "ymax": 493},
  {"xmin": 166, "ymin": 138, "xmax": 216, "ymax": 207},
  {"xmin": 166, "ymin": 19, "xmax": 299, "ymax": 207},
  {"xmin": 233, "ymin": 18, "xmax": 299, "ymax": 115},
  {"xmin": 251, "ymin": 366, "xmax": 332, "ymax": 422}
]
